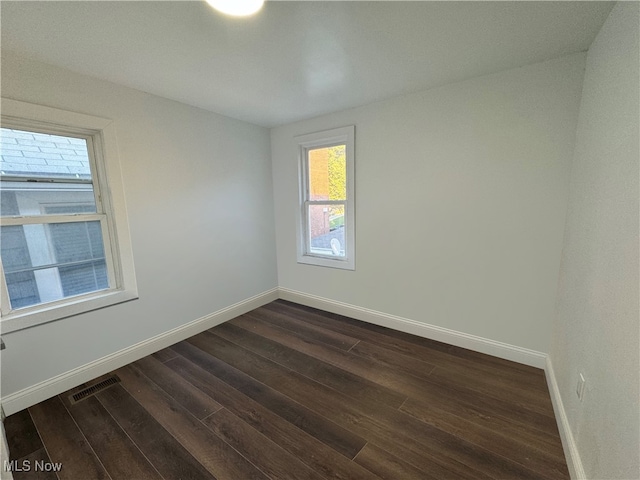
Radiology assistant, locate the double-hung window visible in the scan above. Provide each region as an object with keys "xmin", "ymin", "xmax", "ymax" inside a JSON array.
[
  {"xmin": 0, "ymin": 99, "xmax": 137, "ymax": 333},
  {"xmin": 296, "ymin": 126, "xmax": 355, "ymax": 270}
]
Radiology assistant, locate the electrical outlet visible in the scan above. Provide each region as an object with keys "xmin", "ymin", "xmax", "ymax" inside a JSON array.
[{"xmin": 576, "ymin": 373, "xmax": 586, "ymax": 401}]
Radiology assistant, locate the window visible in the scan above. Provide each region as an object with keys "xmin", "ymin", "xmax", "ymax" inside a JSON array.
[
  {"xmin": 0, "ymin": 99, "xmax": 137, "ymax": 333},
  {"xmin": 296, "ymin": 126, "xmax": 355, "ymax": 270}
]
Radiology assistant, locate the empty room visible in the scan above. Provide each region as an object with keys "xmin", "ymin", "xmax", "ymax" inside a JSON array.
[{"xmin": 0, "ymin": 1, "xmax": 638, "ymax": 479}]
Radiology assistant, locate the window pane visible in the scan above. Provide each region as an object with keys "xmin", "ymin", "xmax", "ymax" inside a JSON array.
[
  {"xmin": 0, "ymin": 184, "xmax": 96, "ymax": 217},
  {"xmin": 0, "ymin": 221, "xmax": 108, "ymax": 309},
  {"xmin": 5, "ymin": 271, "xmax": 40, "ymax": 309},
  {"xmin": 308, "ymin": 204, "xmax": 346, "ymax": 257},
  {"xmin": 59, "ymin": 260, "xmax": 108, "ymax": 297},
  {"xmin": 1, "ymin": 225, "xmax": 42, "ymax": 308},
  {"xmin": 1, "ymin": 128, "xmax": 91, "ymax": 180},
  {"xmin": 49, "ymin": 222, "xmax": 105, "ymax": 264},
  {"xmin": 0, "ymin": 225, "xmax": 33, "ymax": 272},
  {"xmin": 308, "ymin": 145, "xmax": 346, "ymax": 201},
  {"xmin": 1, "ymin": 128, "xmax": 96, "ymax": 216}
]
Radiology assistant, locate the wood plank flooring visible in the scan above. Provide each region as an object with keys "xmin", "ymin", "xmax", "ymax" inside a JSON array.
[{"xmin": 3, "ymin": 300, "xmax": 569, "ymax": 479}]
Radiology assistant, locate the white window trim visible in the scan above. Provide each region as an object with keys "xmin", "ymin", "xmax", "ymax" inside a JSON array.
[
  {"xmin": 295, "ymin": 125, "xmax": 355, "ymax": 270},
  {"xmin": 0, "ymin": 98, "xmax": 138, "ymax": 333}
]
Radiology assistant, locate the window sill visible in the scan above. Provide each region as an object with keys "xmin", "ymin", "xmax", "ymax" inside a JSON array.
[
  {"xmin": 0, "ymin": 289, "xmax": 138, "ymax": 334},
  {"xmin": 297, "ymin": 254, "xmax": 355, "ymax": 270}
]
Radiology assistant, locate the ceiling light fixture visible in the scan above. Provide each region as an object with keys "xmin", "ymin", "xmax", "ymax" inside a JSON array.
[{"xmin": 205, "ymin": 0, "xmax": 264, "ymax": 17}]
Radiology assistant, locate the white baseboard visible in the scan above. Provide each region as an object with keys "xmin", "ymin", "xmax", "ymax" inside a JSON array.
[
  {"xmin": 1, "ymin": 288, "xmax": 278, "ymax": 416},
  {"xmin": 278, "ymin": 287, "xmax": 547, "ymax": 368},
  {"xmin": 2, "ymin": 286, "xmax": 573, "ymax": 477},
  {"xmin": 545, "ymin": 356, "xmax": 585, "ymax": 479},
  {"xmin": 1, "ymin": 286, "xmax": 548, "ymax": 416}
]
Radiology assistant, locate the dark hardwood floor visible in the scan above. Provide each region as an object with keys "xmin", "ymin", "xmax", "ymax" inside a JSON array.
[{"xmin": 4, "ymin": 300, "xmax": 569, "ymax": 479}]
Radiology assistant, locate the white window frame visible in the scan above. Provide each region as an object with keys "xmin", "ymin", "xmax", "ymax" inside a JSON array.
[
  {"xmin": 296, "ymin": 125, "xmax": 355, "ymax": 270},
  {"xmin": 0, "ymin": 98, "xmax": 138, "ymax": 333}
]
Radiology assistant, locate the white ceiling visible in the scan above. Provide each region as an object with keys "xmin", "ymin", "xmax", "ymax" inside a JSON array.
[{"xmin": 1, "ymin": 1, "xmax": 613, "ymax": 127}]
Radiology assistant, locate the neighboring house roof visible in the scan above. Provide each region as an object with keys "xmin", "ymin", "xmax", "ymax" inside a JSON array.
[{"xmin": 0, "ymin": 128, "xmax": 91, "ymax": 180}]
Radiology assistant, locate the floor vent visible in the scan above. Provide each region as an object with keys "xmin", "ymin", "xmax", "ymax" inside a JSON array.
[{"xmin": 69, "ymin": 375, "xmax": 120, "ymax": 404}]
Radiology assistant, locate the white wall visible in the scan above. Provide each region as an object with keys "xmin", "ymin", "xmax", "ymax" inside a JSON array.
[
  {"xmin": 272, "ymin": 54, "xmax": 586, "ymax": 354},
  {"xmin": 549, "ymin": 3, "xmax": 640, "ymax": 479},
  {"xmin": 0, "ymin": 53, "xmax": 278, "ymax": 398}
]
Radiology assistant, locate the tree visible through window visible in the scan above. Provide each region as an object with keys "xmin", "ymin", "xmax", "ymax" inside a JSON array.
[{"xmin": 308, "ymin": 145, "xmax": 346, "ymax": 256}]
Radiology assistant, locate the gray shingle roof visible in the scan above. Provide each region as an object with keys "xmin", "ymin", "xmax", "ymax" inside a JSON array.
[{"xmin": 0, "ymin": 128, "xmax": 91, "ymax": 180}]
